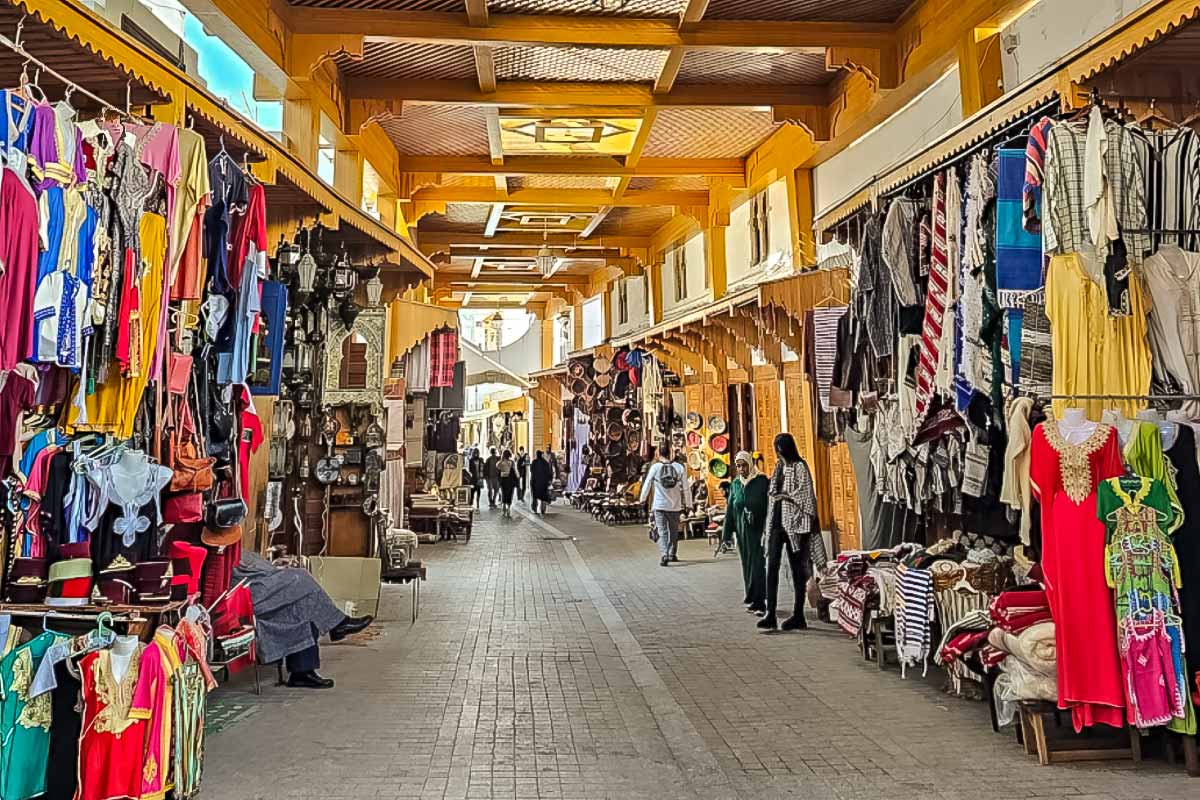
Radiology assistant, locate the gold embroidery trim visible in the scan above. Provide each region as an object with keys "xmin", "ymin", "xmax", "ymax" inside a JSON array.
[
  {"xmin": 10, "ymin": 649, "xmax": 52, "ymax": 731},
  {"xmin": 93, "ymin": 648, "xmax": 142, "ymax": 735},
  {"xmin": 1042, "ymin": 420, "xmax": 1112, "ymax": 504}
]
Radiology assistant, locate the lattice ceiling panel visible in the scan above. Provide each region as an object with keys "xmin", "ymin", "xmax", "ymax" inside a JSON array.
[
  {"xmin": 594, "ymin": 205, "xmax": 676, "ymax": 237},
  {"xmin": 512, "ymin": 175, "xmax": 618, "ymax": 190},
  {"xmin": 288, "ymin": 0, "xmax": 460, "ymax": 8},
  {"xmin": 444, "ymin": 203, "xmax": 494, "ymax": 225},
  {"xmin": 644, "ymin": 108, "xmax": 779, "ymax": 159},
  {"xmin": 678, "ymin": 50, "xmax": 831, "ymax": 85},
  {"xmin": 495, "ymin": 46, "xmax": 669, "ymax": 82},
  {"xmin": 704, "ymin": 0, "xmax": 914, "ymax": 21},
  {"xmin": 491, "ymin": 0, "xmax": 684, "ymax": 17},
  {"xmin": 418, "ymin": 213, "xmax": 487, "ymax": 233},
  {"xmin": 338, "ymin": 42, "xmax": 476, "ymax": 80},
  {"xmin": 378, "ymin": 105, "xmax": 491, "ymax": 156}
]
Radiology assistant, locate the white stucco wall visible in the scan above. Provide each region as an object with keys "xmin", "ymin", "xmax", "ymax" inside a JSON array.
[
  {"xmin": 813, "ymin": 67, "xmax": 964, "ymax": 215},
  {"xmin": 610, "ymin": 275, "xmax": 649, "ymax": 337},
  {"xmin": 662, "ymin": 231, "xmax": 710, "ymax": 317},
  {"xmin": 1000, "ymin": 0, "xmax": 1157, "ymax": 88},
  {"xmin": 581, "ymin": 295, "xmax": 605, "ymax": 348}
]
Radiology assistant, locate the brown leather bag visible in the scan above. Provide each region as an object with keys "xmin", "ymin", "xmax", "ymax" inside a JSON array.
[{"xmin": 166, "ymin": 364, "xmax": 215, "ymax": 493}]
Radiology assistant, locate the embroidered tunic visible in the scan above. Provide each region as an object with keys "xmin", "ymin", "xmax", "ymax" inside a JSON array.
[
  {"xmin": 76, "ymin": 646, "xmax": 148, "ymax": 800},
  {"xmin": 0, "ymin": 631, "xmax": 67, "ymax": 800},
  {"xmin": 1030, "ymin": 421, "xmax": 1127, "ymax": 731}
]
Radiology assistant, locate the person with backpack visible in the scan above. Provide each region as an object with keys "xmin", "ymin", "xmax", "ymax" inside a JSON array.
[
  {"xmin": 497, "ymin": 449, "xmax": 518, "ymax": 518},
  {"xmin": 639, "ymin": 444, "xmax": 692, "ymax": 567}
]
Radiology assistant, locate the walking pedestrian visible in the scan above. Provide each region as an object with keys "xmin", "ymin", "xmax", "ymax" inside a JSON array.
[
  {"xmin": 517, "ymin": 447, "xmax": 530, "ymax": 502},
  {"xmin": 724, "ymin": 451, "xmax": 768, "ymax": 614},
  {"xmin": 530, "ymin": 450, "xmax": 552, "ymax": 515},
  {"xmin": 467, "ymin": 449, "xmax": 484, "ymax": 508},
  {"xmin": 484, "ymin": 448, "xmax": 500, "ymax": 508},
  {"xmin": 498, "ymin": 449, "xmax": 518, "ymax": 518},
  {"xmin": 640, "ymin": 444, "xmax": 692, "ymax": 567},
  {"xmin": 759, "ymin": 433, "xmax": 820, "ymax": 633}
]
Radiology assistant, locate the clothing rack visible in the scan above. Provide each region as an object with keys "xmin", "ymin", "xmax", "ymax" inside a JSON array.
[
  {"xmin": 1030, "ymin": 393, "xmax": 1200, "ymax": 401},
  {"xmin": 882, "ymin": 98, "xmax": 1062, "ymax": 200},
  {"xmin": 0, "ymin": 608, "xmax": 146, "ymax": 622},
  {"xmin": 0, "ymin": 16, "xmax": 133, "ymax": 118}
]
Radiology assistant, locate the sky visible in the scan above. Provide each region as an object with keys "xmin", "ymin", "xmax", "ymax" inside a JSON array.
[{"xmin": 182, "ymin": 14, "xmax": 283, "ymax": 132}]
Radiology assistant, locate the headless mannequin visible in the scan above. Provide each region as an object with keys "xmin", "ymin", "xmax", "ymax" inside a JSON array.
[
  {"xmin": 1058, "ymin": 407, "xmax": 1097, "ymax": 445},
  {"xmin": 1136, "ymin": 408, "xmax": 1178, "ymax": 450},
  {"xmin": 109, "ymin": 635, "xmax": 138, "ymax": 683},
  {"xmin": 1100, "ymin": 408, "xmax": 1134, "ymax": 447}
]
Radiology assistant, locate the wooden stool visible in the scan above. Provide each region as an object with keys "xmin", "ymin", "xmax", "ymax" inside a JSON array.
[
  {"xmin": 1017, "ymin": 701, "xmax": 1141, "ymax": 766},
  {"xmin": 871, "ymin": 615, "xmax": 897, "ymax": 670}
]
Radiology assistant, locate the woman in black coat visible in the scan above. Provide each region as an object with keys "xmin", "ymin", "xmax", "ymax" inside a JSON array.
[{"xmin": 530, "ymin": 450, "xmax": 553, "ymax": 516}]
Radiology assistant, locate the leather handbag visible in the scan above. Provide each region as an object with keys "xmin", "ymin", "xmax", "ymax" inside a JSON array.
[
  {"xmin": 163, "ymin": 491, "xmax": 204, "ymax": 524},
  {"xmin": 206, "ymin": 496, "xmax": 247, "ymax": 530},
  {"xmin": 166, "ymin": 366, "xmax": 215, "ymax": 492}
]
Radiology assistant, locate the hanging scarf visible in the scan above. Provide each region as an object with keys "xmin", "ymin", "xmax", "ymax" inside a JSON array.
[{"xmin": 913, "ymin": 171, "xmax": 951, "ymax": 430}]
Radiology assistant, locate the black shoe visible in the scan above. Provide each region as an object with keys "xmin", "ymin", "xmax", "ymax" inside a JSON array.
[
  {"xmin": 287, "ymin": 670, "xmax": 335, "ymax": 689},
  {"xmin": 781, "ymin": 615, "xmax": 808, "ymax": 632},
  {"xmin": 746, "ymin": 605, "xmax": 766, "ymax": 614},
  {"xmin": 660, "ymin": 556, "xmax": 670, "ymax": 567},
  {"xmin": 756, "ymin": 615, "xmax": 777, "ymax": 631},
  {"xmin": 330, "ymin": 615, "xmax": 374, "ymax": 642},
  {"xmin": 742, "ymin": 596, "xmax": 752, "ymax": 606},
  {"xmin": 669, "ymin": 554, "xmax": 679, "ymax": 562}
]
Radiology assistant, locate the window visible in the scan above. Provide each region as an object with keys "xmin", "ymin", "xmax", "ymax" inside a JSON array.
[
  {"xmin": 339, "ymin": 333, "xmax": 369, "ymax": 389},
  {"xmin": 617, "ymin": 280, "xmax": 629, "ymax": 325},
  {"xmin": 669, "ymin": 242, "xmax": 688, "ymax": 303},
  {"xmin": 749, "ymin": 190, "xmax": 770, "ymax": 267},
  {"xmin": 317, "ymin": 113, "xmax": 336, "ymax": 185},
  {"xmin": 362, "ymin": 160, "xmax": 382, "ymax": 220}
]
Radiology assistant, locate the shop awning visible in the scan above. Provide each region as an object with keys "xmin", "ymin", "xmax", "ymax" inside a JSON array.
[
  {"xmin": 462, "ymin": 340, "xmax": 532, "ymax": 390},
  {"xmin": 388, "ymin": 299, "xmax": 457, "ymax": 362}
]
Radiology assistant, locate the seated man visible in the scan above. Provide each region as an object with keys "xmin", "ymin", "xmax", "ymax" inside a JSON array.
[{"xmin": 232, "ymin": 552, "xmax": 373, "ymax": 689}]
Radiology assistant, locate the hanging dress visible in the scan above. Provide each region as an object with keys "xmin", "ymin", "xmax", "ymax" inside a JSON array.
[
  {"xmin": 76, "ymin": 646, "xmax": 148, "ymax": 800},
  {"xmin": 0, "ymin": 631, "xmax": 66, "ymax": 800},
  {"xmin": 1029, "ymin": 420, "xmax": 1127, "ymax": 730}
]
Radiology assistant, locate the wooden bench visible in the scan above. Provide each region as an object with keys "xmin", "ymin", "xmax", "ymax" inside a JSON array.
[{"xmin": 1017, "ymin": 700, "xmax": 1141, "ymax": 766}]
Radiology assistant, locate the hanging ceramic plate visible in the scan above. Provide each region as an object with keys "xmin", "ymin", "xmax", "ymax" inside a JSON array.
[
  {"xmin": 707, "ymin": 415, "xmax": 727, "ymax": 434},
  {"xmin": 685, "ymin": 430, "xmax": 703, "ymax": 449},
  {"xmin": 687, "ymin": 451, "xmax": 705, "ymax": 471},
  {"xmin": 686, "ymin": 412, "xmax": 703, "ymax": 430},
  {"xmin": 708, "ymin": 458, "xmax": 729, "ymax": 479}
]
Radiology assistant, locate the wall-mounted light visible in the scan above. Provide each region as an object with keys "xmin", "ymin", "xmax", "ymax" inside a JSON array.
[{"xmin": 365, "ymin": 274, "xmax": 383, "ymax": 307}]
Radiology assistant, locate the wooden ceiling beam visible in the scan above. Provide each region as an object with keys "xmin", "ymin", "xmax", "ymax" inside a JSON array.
[
  {"xmin": 484, "ymin": 203, "xmax": 504, "ymax": 237},
  {"xmin": 435, "ymin": 271, "xmax": 590, "ymax": 287},
  {"xmin": 474, "ymin": 46, "xmax": 497, "ymax": 93},
  {"xmin": 420, "ymin": 231, "xmax": 650, "ymax": 248},
  {"xmin": 464, "ymin": 0, "xmax": 488, "ymax": 27},
  {"xmin": 398, "ymin": 155, "xmax": 745, "ymax": 178},
  {"xmin": 412, "ymin": 187, "xmax": 706, "ymax": 207},
  {"xmin": 680, "ymin": 0, "xmax": 711, "ymax": 28},
  {"xmin": 433, "ymin": 247, "xmax": 623, "ymax": 259},
  {"xmin": 290, "ymin": 12, "xmax": 893, "ymax": 50},
  {"xmin": 654, "ymin": 49, "xmax": 685, "ymax": 95},
  {"xmin": 348, "ymin": 79, "xmax": 826, "ymax": 107}
]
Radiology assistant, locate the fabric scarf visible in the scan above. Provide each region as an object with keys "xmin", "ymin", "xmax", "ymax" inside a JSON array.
[
  {"xmin": 430, "ymin": 329, "xmax": 458, "ymax": 388},
  {"xmin": 1084, "ymin": 106, "xmax": 1120, "ymax": 257},
  {"xmin": 733, "ymin": 450, "xmax": 759, "ymax": 485},
  {"xmin": 1000, "ymin": 396, "xmax": 1035, "ymax": 544},
  {"xmin": 996, "ymin": 148, "xmax": 1045, "ymax": 308},
  {"xmin": 912, "ymin": 171, "xmax": 951, "ymax": 430},
  {"xmin": 1022, "ymin": 117, "xmax": 1053, "ymax": 234},
  {"xmin": 812, "ymin": 307, "xmax": 846, "ymax": 411}
]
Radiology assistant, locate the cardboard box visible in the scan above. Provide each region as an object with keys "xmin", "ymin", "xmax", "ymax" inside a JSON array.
[{"xmin": 308, "ymin": 556, "xmax": 382, "ymax": 618}]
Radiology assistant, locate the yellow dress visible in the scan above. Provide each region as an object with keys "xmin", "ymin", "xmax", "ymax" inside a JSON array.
[
  {"xmin": 70, "ymin": 212, "xmax": 166, "ymax": 438},
  {"xmin": 1046, "ymin": 252, "xmax": 1152, "ymax": 419}
]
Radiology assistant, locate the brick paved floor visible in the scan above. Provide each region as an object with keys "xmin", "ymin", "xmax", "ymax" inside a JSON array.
[{"xmin": 203, "ymin": 504, "xmax": 1199, "ymax": 799}]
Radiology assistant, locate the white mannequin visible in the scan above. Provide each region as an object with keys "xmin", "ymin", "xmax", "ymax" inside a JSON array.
[
  {"xmin": 1100, "ymin": 408, "xmax": 1135, "ymax": 447},
  {"xmin": 109, "ymin": 635, "xmax": 139, "ymax": 683},
  {"xmin": 1058, "ymin": 407, "xmax": 1097, "ymax": 445},
  {"xmin": 1136, "ymin": 408, "xmax": 1177, "ymax": 449}
]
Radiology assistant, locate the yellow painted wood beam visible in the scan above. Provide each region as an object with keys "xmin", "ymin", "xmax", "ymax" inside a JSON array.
[
  {"xmin": 347, "ymin": 79, "xmax": 827, "ymax": 108},
  {"xmin": 705, "ymin": 224, "xmax": 727, "ymax": 300},
  {"xmin": 581, "ymin": 207, "xmax": 613, "ymax": 239},
  {"xmin": 437, "ymin": 273, "xmax": 590, "ymax": 287},
  {"xmin": 432, "ymin": 247, "xmax": 624, "ymax": 259},
  {"xmin": 474, "ymin": 46, "xmax": 497, "ymax": 94},
  {"xmin": 412, "ymin": 187, "xmax": 708, "ymax": 207},
  {"xmin": 398, "ymin": 155, "xmax": 745, "ymax": 179},
  {"xmin": 484, "ymin": 107, "xmax": 504, "ymax": 166},
  {"xmin": 680, "ymin": 0, "xmax": 711, "ymax": 27},
  {"xmin": 646, "ymin": 261, "xmax": 664, "ymax": 325},
  {"xmin": 792, "ymin": 168, "xmax": 816, "ymax": 269},
  {"xmin": 465, "ymin": 0, "xmax": 488, "ymax": 27},
  {"xmin": 484, "ymin": 203, "xmax": 505, "ymax": 237},
  {"xmin": 654, "ymin": 49, "xmax": 686, "ymax": 95},
  {"xmin": 418, "ymin": 231, "xmax": 651, "ymax": 248},
  {"xmin": 289, "ymin": 12, "xmax": 893, "ymax": 50}
]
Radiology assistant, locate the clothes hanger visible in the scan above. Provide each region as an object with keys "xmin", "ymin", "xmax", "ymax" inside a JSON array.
[{"xmin": 1135, "ymin": 98, "xmax": 1179, "ymax": 131}]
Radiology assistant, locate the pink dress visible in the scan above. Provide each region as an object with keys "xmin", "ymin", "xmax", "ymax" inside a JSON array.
[
  {"xmin": 0, "ymin": 167, "xmax": 41, "ymax": 370},
  {"xmin": 1030, "ymin": 421, "xmax": 1127, "ymax": 730}
]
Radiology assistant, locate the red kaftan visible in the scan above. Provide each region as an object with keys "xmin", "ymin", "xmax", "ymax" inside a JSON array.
[
  {"xmin": 75, "ymin": 648, "xmax": 148, "ymax": 800},
  {"xmin": 1030, "ymin": 421, "xmax": 1127, "ymax": 731}
]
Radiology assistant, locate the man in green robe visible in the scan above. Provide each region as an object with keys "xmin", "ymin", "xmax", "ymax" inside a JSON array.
[{"xmin": 723, "ymin": 451, "xmax": 769, "ymax": 614}]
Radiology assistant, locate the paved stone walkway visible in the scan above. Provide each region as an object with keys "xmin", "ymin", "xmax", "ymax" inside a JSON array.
[{"xmin": 203, "ymin": 504, "xmax": 1198, "ymax": 800}]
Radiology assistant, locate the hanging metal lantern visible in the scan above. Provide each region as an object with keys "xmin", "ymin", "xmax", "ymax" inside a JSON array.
[
  {"xmin": 332, "ymin": 251, "xmax": 357, "ymax": 296},
  {"xmin": 365, "ymin": 274, "xmax": 384, "ymax": 307},
  {"xmin": 296, "ymin": 252, "xmax": 317, "ymax": 296}
]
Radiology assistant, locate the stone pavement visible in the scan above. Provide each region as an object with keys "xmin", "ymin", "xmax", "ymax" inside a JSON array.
[{"xmin": 203, "ymin": 504, "xmax": 1198, "ymax": 800}]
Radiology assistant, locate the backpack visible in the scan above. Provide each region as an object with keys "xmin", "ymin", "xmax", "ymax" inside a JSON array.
[
  {"xmin": 657, "ymin": 463, "xmax": 681, "ymax": 489},
  {"xmin": 498, "ymin": 460, "xmax": 514, "ymax": 478}
]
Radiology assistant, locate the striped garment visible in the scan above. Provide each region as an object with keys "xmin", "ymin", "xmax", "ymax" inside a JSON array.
[
  {"xmin": 895, "ymin": 563, "xmax": 936, "ymax": 677},
  {"xmin": 1128, "ymin": 126, "xmax": 1200, "ymax": 252},
  {"xmin": 1016, "ymin": 291, "xmax": 1053, "ymax": 396},
  {"xmin": 912, "ymin": 171, "xmax": 952, "ymax": 429},
  {"xmin": 997, "ymin": 148, "xmax": 1046, "ymax": 309},
  {"xmin": 813, "ymin": 307, "xmax": 847, "ymax": 411},
  {"xmin": 1022, "ymin": 117, "xmax": 1054, "ymax": 234}
]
